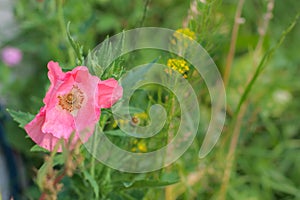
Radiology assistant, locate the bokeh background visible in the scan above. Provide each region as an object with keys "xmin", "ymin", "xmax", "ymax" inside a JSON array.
[{"xmin": 0, "ymin": 0, "xmax": 299, "ymax": 199}]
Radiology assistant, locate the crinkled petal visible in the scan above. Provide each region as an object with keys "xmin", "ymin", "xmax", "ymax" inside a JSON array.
[
  {"xmin": 42, "ymin": 106, "xmax": 75, "ymax": 139},
  {"xmin": 71, "ymin": 66, "xmax": 101, "ymax": 135},
  {"xmin": 46, "ymin": 73, "xmax": 75, "ymax": 111},
  {"xmin": 24, "ymin": 107, "xmax": 62, "ymax": 152},
  {"xmin": 68, "ymin": 66, "xmax": 90, "ymax": 82},
  {"xmin": 98, "ymin": 78, "xmax": 123, "ymax": 108},
  {"xmin": 44, "ymin": 61, "xmax": 65, "ymax": 105},
  {"xmin": 42, "ymin": 72, "xmax": 76, "ymax": 139}
]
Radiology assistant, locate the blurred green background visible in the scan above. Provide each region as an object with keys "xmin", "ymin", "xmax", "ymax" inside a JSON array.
[{"xmin": 0, "ymin": 0, "xmax": 299, "ymax": 199}]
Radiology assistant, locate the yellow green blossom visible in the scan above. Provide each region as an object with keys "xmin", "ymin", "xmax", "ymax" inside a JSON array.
[
  {"xmin": 133, "ymin": 112, "xmax": 148, "ymax": 120},
  {"xmin": 166, "ymin": 58, "xmax": 190, "ymax": 78},
  {"xmin": 174, "ymin": 28, "xmax": 196, "ymax": 40},
  {"xmin": 131, "ymin": 139, "xmax": 147, "ymax": 153},
  {"xmin": 112, "ymin": 112, "xmax": 148, "ymax": 128}
]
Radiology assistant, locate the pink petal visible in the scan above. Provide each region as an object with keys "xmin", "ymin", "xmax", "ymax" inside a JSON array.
[
  {"xmin": 98, "ymin": 78, "xmax": 123, "ymax": 108},
  {"xmin": 68, "ymin": 66, "xmax": 89, "ymax": 82},
  {"xmin": 24, "ymin": 107, "xmax": 63, "ymax": 152},
  {"xmin": 71, "ymin": 66, "xmax": 101, "ymax": 136},
  {"xmin": 42, "ymin": 106, "xmax": 75, "ymax": 139},
  {"xmin": 42, "ymin": 76, "xmax": 76, "ymax": 139},
  {"xmin": 47, "ymin": 61, "xmax": 65, "ymax": 81},
  {"xmin": 43, "ymin": 61, "xmax": 65, "ymax": 105}
]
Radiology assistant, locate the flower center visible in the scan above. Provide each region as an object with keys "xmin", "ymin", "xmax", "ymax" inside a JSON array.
[
  {"xmin": 66, "ymin": 93, "xmax": 76, "ymax": 104},
  {"xmin": 58, "ymin": 85, "xmax": 84, "ymax": 112}
]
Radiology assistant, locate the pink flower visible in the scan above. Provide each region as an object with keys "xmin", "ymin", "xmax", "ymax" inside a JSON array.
[
  {"xmin": 24, "ymin": 61, "xmax": 122, "ymax": 151},
  {"xmin": 1, "ymin": 47, "xmax": 23, "ymax": 67}
]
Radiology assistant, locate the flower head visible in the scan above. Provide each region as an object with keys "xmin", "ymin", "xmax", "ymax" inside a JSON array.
[
  {"xmin": 170, "ymin": 28, "xmax": 197, "ymax": 54},
  {"xmin": 1, "ymin": 47, "xmax": 22, "ymax": 67},
  {"xmin": 173, "ymin": 28, "xmax": 196, "ymax": 41},
  {"xmin": 131, "ymin": 139, "xmax": 147, "ymax": 153},
  {"xmin": 25, "ymin": 61, "xmax": 122, "ymax": 151},
  {"xmin": 166, "ymin": 58, "xmax": 190, "ymax": 78}
]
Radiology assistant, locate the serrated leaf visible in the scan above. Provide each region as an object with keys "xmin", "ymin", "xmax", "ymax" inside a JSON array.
[
  {"xmin": 7, "ymin": 109, "xmax": 35, "ymax": 128},
  {"xmin": 86, "ymin": 31, "xmax": 126, "ymax": 79},
  {"xmin": 67, "ymin": 22, "xmax": 84, "ymax": 65},
  {"xmin": 83, "ymin": 171, "xmax": 99, "ymax": 199}
]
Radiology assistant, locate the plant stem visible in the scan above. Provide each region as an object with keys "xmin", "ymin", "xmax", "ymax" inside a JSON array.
[
  {"xmin": 218, "ymin": 103, "xmax": 247, "ymax": 200},
  {"xmin": 164, "ymin": 77, "xmax": 178, "ymax": 200},
  {"xmin": 253, "ymin": 0, "xmax": 274, "ymax": 66},
  {"xmin": 90, "ymin": 139, "xmax": 96, "ymax": 178},
  {"xmin": 139, "ymin": 0, "xmax": 151, "ymax": 27},
  {"xmin": 223, "ymin": 0, "xmax": 245, "ymax": 87},
  {"xmin": 90, "ymin": 115, "xmax": 109, "ymax": 178},
  {"xmin": 218, "ymin": 4, "xmax": 300, "ymax": 200},
  {"xmin": 57, "ymin": 0, "xmax": 75, "ymax": 66}
]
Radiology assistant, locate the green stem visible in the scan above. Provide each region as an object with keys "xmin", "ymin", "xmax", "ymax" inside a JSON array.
[
  {"xmin": 235, "ymin": 13, "xmax": 299, "ymax": 116},
  {"xmin": 90, "ymin": 114, "xmax": 109, "ymax": 178},
  {"xmin": 57, "ymin": 0, "xmax": 75, "ymax": 65},
  {"xmin": 223, "ymin": 0, "xmax": 245, "ymax": 87},
  {"xmin": 219, "ymin": 12, "xmax": 299, "ymax": 200},
  {"xmin": 90, "ymin": 139, "xmax": 96, "ymax": 178}
]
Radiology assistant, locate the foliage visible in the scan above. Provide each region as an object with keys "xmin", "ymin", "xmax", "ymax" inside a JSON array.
[{"xmin": 1, "ymin": 0, "xmax": 300, "ymax": 199}]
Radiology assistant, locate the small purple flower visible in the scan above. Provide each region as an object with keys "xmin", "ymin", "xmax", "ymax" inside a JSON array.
[{"xmin": 1, "ymin": 47, "xmax": 22, "ymax": 67}]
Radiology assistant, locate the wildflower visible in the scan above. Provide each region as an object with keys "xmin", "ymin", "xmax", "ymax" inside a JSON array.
[
  {"xmin": 131, "ymin": 139, "xmax": 147, "ymax": 153},
  {"xmin": 1, "ymin": 47, "xmax": 22, "ymax": 67},
  {"xmin": 113, "ymin": 112, "xmax": 148, "ymax": 128},
  {"xmin": 137, "ymin": 140, "xmax": 147, "ymax": 152},
  {"xmin": 130, "ymin": 112, "xmax": 148, "ymax": 126},
  {"xmin": 130, "ymin": 116, "xmax": 140, "ymax": 126},
  {"xmin": 170, "ymin": 28, "xmax": 197, "ymax": 56},
  {"xmin": 24, "ymin": 61, "xmax": 123, "ymax": 151},
  {"xmin": 133, "ymin": 112, "xmax": 148, "ymax": 120},
  {"xmin": 166, "ymin": 58, "xmax": 190, "ymax": 78},
  {"xmin": 173, "ymin": 28, "xmax": 197, "ymax": 41},
  {"xmin": 112, "ymin": 118, "xmax": 127, "ymax": 128}
]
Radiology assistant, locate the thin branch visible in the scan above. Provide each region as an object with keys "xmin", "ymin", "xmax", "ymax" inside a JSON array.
[
  {"xmin": 253, "ymin": 0, "xmax": 274, "ymax": 66},
  {"xmin": 218, "ymin": 103, "xmax": 247, "ymax": 200},
  {"xmin": 139, "ymin": 0, "xmax": 151, "ymax": 27},
  {"xmin": 223, "ymin": 0, "xmax": 245, "ymax": 87}
]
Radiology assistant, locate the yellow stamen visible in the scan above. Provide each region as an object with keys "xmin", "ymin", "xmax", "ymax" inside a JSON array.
[{"xmin": 58, "ymin": 85, "xmax": 84, "ymax": 113}]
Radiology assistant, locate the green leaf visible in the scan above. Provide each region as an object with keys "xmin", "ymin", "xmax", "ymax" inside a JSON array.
[
  {"xmin": 53, "ymin": 154, "xmax": 64, "ymax": 165},
  {"xmin": 111, "ymin": 179, "xmax": 180, "ymax": 190},
  {"xmin": 30, "ymin": 145, "xmax": 50, "ymax": 153},
  {"xmin": 104, "ymin": 129, "xmax": 128, "ymax": 137},
  {"xmin": 160, "ymin": 171, "xmax": 180, "ymax": 183},
  {"xmin": 67, "ymin": 22, "xmax": 84, "ymax": 65},
  {"xmin": 125, "ymin": 179, "xmax": 179, "ymax": 188},
  {"xmin": 83, "ymin": 171, "xmax": 99, "ymax": 199},
  {"xmin": 7, "ymin": 109, "xmax": 35, "ymax": 128},
  {"xmin": 235, "ymin": 13, "xmax": 300, "ymax": 116},
  {"xmin": 86, "ymin": 31, "xmax": 126, "ymax": 78},
  {"xmin": 119, "ymin": 192, "xmax": 136, "ymax": 200},
  {"xmin": 125, "ymin": 106, "xmax": 146, "ymax": 114}
]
